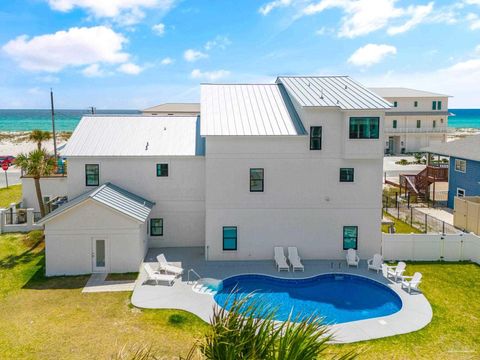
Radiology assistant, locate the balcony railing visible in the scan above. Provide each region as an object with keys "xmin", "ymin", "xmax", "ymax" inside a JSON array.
[{"xmin": 385, "ymin": 127, "xmax": 449, "ymax": 134}]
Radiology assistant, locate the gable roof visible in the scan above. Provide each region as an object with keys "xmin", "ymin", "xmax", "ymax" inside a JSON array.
[
  {"xmin": 200, "ymin": 83, "xmax": 306, "ymax": 136},
  {"xmin": 39, "ymin": 183, "xmax": 155, "ymax": 224},
  {"xmin": 421, "ymin": 135, "xmax": 480, "ymax": 162},
  {"xmin": 370, "ymin": 87, "xmax": 450, "ymax": 98},
  {"xmin": 143, "ymin": 103, "xmax": 200, "ymax": 113},
  {"xmin": 63, "ymin": 116, "xmax": 205, "ymax": 157},
  {"xmin": 276, "ymin": 76, "xmax": 391, "ymax": 110}
]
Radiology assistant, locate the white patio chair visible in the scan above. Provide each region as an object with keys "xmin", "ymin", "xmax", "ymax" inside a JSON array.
[
  {"xmin": 144, "ymin": 264, "xmax": 176, "ymax": 286},
  {"xmin": 274, "ymin": 247, "xmax": 289, "ymax": 272},
  {"xmin": 287, "ymin": 247, "xmax": 304, "ymax": 272},
  {"xmin": 367, "ymin": 254, "xmax": 384, "ymax": 273},
  {"xmin": 346, "ymin": 249, "xmax": 360, "ymax": 268},
  {"xmin": 157, "ymin": 254, "xmax": 184, "ymax": 275},
  {"xmin": 386, "ymin": 261, "xmax": 406, "ymax": 281},
  {"xmin": 401, "ymin": 272, "xmax": 422, "ymax": 294}
]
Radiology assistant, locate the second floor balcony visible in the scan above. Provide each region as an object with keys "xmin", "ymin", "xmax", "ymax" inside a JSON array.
[{"xmin": 385, "ymin": 127, "xmax": 449, "ymax": 134}]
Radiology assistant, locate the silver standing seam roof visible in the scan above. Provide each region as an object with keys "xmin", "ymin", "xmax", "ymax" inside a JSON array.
[
  {"xmin": 276, "ymin": 76, "xmax": 392, "ymax": 110},
  {"xmin": 39, "ymin": 182, "xmax": 155, "ymax": 224},
  {"xmin": 200, "ymin": 83, "xmax": 306, "ymax": 136},
  {"xmin": 421, "ymin": 135, "xmax": 480, "ymax": 162},
  {"xmin": 370, "ymin": 87, "xmax": 451, "ymax": 98}
]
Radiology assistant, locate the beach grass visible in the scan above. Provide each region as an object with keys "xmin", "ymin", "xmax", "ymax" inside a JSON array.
[
  {"xmin": 0, "ymin": 184, "xmax": 22, "ymax": 207},
  {"xmin": 0, "ymin": 231, "xmax": 479, "ymax": 359}
]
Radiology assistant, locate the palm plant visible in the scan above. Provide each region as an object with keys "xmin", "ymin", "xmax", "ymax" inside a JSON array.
[
  {"xmin": 28, "ymin": 130, "xmax": 51, "ymax": 150},
  {"xmin": 15, "ymin": 149, "xmax": 56, "ymax": 217}
]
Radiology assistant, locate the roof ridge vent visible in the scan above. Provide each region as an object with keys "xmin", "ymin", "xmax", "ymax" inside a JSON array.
[
  {"xmin": 320, "ymin": 88, "xmax": 324, "ymax": 100},
  {"xmin": 344, "ymin": 85, "xmax": 347, "ymax": 90},
  {"xmin": 145, "ymin": 141, "xmax": 149, "ymax": 151}
]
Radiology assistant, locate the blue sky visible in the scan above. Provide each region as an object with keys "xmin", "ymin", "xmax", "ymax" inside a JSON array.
[{"xmin": 0, "ymin": 0, "xmax": 479, "ymax": 109}]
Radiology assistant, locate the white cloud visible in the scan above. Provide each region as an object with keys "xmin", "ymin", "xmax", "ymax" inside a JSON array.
[
  {"xmin": 117, "ymin": 62, "xmax": 143, "ymax": 75},
  {"xmin": 191, "ymin": 69, "xmax": 230, "ymax": 81},
  {"xmin": 204, "ymin": 35, "xmax": 231, "ymax": 51},
  {"xmin": 2, "ymin": 26, "xmax": 129, "ymax": 72},
  {"xmin": 467, "ymin": 13, "xmax": 480, "ymax": 30},
  {"xmin": 259, "ymin": 0, "xmax": 293, "ymax": 15},
  {"xmin": 47, "ymin": 0, "xmax": 176, "ymax": 25},
  {"xmin": 184, "ymin": 49, "xmax": 208, "ymax": 62},
  {"xmin": 82, "ymin": 63, "xmax": 104, "ymax": 77},
  {"xmin": 160, "ymin": 57, "xmax": 173, "ymax": 65},
  {"xmin": 37, "ymin": 75, "xmax": 60, "ymax": 83},
  {"xmin": 348, "ymin": 44, "xmax": 397, "ymax": 67},
  {"xmin": 387, "ymin": 2, "xmax": 434, "ymax": 35},
  {"xmin": 152, "ymin": 23, "xmax": 166, "ymax": 36}
]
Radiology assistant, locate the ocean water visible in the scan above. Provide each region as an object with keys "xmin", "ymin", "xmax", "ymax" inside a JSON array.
[{"xmin": 0, "ymin": 108, "xmax": 478, "ymax": 132}]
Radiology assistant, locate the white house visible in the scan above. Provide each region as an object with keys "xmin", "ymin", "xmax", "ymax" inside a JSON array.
[
  {"xmin": 38, "ymin": 76, "xmax": 391, "ymax": 276},
  {"xmin": 370, "ymin": 87, "xmax": 450, "ymax": 155}
]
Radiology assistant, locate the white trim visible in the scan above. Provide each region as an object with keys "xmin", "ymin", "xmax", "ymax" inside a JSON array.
[
  {"xmin": 454, "ymin": 159, "xmax": 467, "ymax": 173},
  {"xmin": 456, "ymin": 188, "xmax": 466, "ymax": 197}
]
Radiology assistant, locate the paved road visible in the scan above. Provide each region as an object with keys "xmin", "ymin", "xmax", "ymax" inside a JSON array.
[{"xmin": 0, "ymin": 169, "xmax": 21, "ymax": 188}]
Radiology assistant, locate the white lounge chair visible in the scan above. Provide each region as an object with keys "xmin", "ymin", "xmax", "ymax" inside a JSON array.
[
  {"xmin": 287, "ymin": 247, "xmax": 304, "ymax": 272},
  {"xmin": 386, "ymin": 261, "xmax": 406, "ymax": 281},
  {"xmin": 346, "ymin": 249, "xmax": 360, "ymax": 267},
  {"xmin": 144, "ymin": 264, "xmax": 176, "ymax": 286},
  {"xmin": 274, "ymin": 247, "xmax": 289, "ymax": 272},
  {"xmin": 401, "ymin": 272, "xmax": 422, "ymax": 294},
  {"xmin": 367, "ymin": 254, "xmax": 384, "ymax": 273},
  {"xmin": 157, "ymin": 254, "xmax": 184, "ymax": 275}
]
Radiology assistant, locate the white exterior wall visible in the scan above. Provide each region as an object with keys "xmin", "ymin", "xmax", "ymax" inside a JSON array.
[
  {"xmin": 44, "ymin": 199, "xmax": 145, "ymax": 276},
  {"xmin": 205, "ymin": 106, "xmax": 384, "ymax": 261},
  {"xmin": 66, "ymin": 156, "xmax": 205, "ymax": 248},
  {"xmin": 21, "ymin": 177, "xmax": 68, "ymax": 211}
]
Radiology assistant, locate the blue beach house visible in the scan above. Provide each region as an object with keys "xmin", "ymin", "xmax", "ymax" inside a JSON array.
[{"xmin": 422, "ymin": 135, "xmax": 480, "ymax": 208}]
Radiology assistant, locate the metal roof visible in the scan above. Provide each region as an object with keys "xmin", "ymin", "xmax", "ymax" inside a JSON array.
[
  {"xmin": 370, "ymin": 87, "xmax": 451, "ymax": 98},
  {"xmin": 143, "ymin": 103, "xmax": 200, "ymax": 113},
  {"xmin": 63, "ymin": 116, "xmax": 205, "ymax": 157},
  {"xmin": 39, "ymin": 182, "xmax": 155, "ymax": 224},
  {"xmin": 421, "ymin": 135, "xmax": 480, "ymax": 162},
  {"xmin": 385, "ymin": 111, "xmax": 451, "ymax": 116},
  {"xmin": 276, "ymin": 76, "xmax": 391, "ymax": 110},
  {"xmin": 200, "ymin": 83, "xmax": 306, "ymax": 136}
]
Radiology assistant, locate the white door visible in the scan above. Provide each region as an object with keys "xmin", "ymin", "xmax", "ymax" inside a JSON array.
[{"xmin": 92, "ymin": 238, "xmax": 107, "ymax": 272}]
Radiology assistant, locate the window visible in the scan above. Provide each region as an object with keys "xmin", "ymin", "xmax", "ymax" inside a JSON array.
[
  {"xmin": 432, "ymin": 101, "xmax": 437, "ymax": 110},
  {"xmin": 457, "ymin": 188, "xmax": 465, "ymax": 197},
  {"xmin": 349, "ymin": 117, "xmax": 379, "ymax": 139},
  {"xmin": 393, "ymin": 101, "xmax": 398, "ymax": 107},
  {"xmin": 156, "ymin": 163, "xmax": 169, "ymax": 177},
  {"xmin": 250, "ymin": 168, "xmax": 264, "ymax": 192},
  {"xmin": 343, "ymin": 226, "xmax": 358, "ymax": 250},
  {"xmin": 340, "ymin": 168, "xmax": 354, "ymax": 182},
  {"xmin": 310, "ymin": 126, "xmax": 322, "ymax": 150},
  {"xmin": 414, "ymin": 101, "xmax": 418, "ymax": 107},
  {"xmin": 433, "ymin": 120, "xmax": 436, "ymax": 128},
  {"xmin": 150, "ymin": 218, "xmax": 163, "ymax": 236},
  {"xmin": 392, "ymin": 120, "xmax": 397, "ymax": 129},
  {"xmin": 85, "ymin": 164, "xmax": 99, "ymax": 186},
  {"xmin": 223, "ymin": 226, "xmax": 237, "ymax": 251},
  {"xmin": 416, "ymin": 120, "xmax": 421, "ymax": 128},
  {"xmin": 438, "ymin": 101, "xmax": 442, "ymax": 110},
  {"xmin": 455, "ymin": 159, "xmax": 467, "ymax": 173}
]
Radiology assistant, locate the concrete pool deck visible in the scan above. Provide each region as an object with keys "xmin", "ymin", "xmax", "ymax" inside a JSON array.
[{"xmin": 131, "ymin": 247, "xmax": 432, "ymax": 343}]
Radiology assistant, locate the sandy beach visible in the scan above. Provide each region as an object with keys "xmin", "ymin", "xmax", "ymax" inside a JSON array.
[{"xmin": 0, "ymin": 131, "xmax": 69, "ymax": 156}]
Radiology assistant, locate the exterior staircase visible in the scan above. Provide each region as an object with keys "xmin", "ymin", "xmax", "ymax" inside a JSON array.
[{"xmin": 400, "ymin": 166, "xmax": 448, "ymax": 201}]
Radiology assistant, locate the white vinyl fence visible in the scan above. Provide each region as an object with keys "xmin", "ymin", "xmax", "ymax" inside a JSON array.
[{"xmin": 382, "ymin": 233, "xmax": 480, "ymax": 265}]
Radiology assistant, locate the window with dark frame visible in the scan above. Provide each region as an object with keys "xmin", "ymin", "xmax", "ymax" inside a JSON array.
[
  {"xmin": 223, "ymin": 226, "xmax": 237, "ymax": 251},
  {"xmin": 250, "ymin": 168, "xmax": 264, "ymax": 192},
  {"xmin": 310, "ymin": 126, "xmax": 322, "ymax": 150},
  {"xmin": 349, "ymin": 117, "xmax": 379, "ymax": 139},
  {"xmin": 414, "ymin": 101, "xmax": 418, "ymax": 107},
  {"xmin": 432, "ymin": 101, "xmax": 437, "ymax": 110},
  {"xmin": 156, "ymin": 163, "xmax": 169, "ymax": 177},
  {"xmin": 340, "ymin": 168, "xmax": 354, "ymax": 182},
  {"xmin": 393, "ymin": 101, "xmax": 398, "ymax": 107},
  {"xmin": 150, "ymin": 218, "xmax": 163, "ymax": 236},
  {"xmin": 416, "ymin": 120, "xmax": 421, "ymax": 128},
  {"xmin": 343, "ymin": 226, "xmax": 358, "ymax": 250},
  {"xmin": 85, "ymin": 164, "xmax": 99, "ymax": 186},
  {"xmin": 438, "ymin": 101, "xmax": 442, "ymax": 110},
  {"xmin": 392, "ymin": 120, "xmax": 397, "ymax": 129}
]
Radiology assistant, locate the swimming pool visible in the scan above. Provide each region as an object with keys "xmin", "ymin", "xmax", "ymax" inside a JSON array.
[{"xmin": 213, "ymin": 273, "xmax": 402, "ymax": 324}]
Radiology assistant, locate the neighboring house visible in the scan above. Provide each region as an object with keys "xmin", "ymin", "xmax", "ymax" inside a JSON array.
[
  {"xmin": 142, "ymin": 103, "xmax": 200, "ymax": 116},
  {"xmin": 38, "ymin": 76, "xmax": 391, "ymax": 276},
  {"xmin": 422, "ymin": 135, "xmax": 480, "ymax": 208},
  {"xmin": 370, "ymin": 87, "xmax": 450, "ymax": 155}
]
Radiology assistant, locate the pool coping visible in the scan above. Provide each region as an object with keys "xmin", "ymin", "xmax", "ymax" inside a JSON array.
[{"xmin": 132, "ymin": 266, "xmax": 432, "ymax": 343}]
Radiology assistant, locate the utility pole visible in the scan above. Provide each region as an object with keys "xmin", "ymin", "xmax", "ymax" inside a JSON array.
[
  {"xmin": 50, "ymin": 89, "xmax": 58, "ymax": 159},
  {"xmin": 90, "ymin": 106, "xmax": 96, "ymax": 115}
]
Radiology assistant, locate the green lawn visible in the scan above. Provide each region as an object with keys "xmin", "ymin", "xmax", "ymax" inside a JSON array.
[
  {"xmin": 382, "ymin": 212, "xmax": 422, "ymax": 234},
  {"xmin": 0, "ymin": 232, "xmax": 479, "ymax": 359},
  {"xmin": 0, "ymin": 184, "xmax": 22, "ymax": 208}
]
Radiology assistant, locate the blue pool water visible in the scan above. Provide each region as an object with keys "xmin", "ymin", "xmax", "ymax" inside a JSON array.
[{"xmin": 214, "ymin": 274, "xmax": 402, "ymax": 324}]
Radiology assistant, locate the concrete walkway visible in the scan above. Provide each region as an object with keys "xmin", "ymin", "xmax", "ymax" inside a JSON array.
[
  {"xmin": 415, "ymin": 207, "xmax": 454, "ymax": 225},
  {"xmin": 82, "ymin": 273, "xmax": 136, "ymax": 293},
  {"xmin": 131, "ymin": 247, "xmax": 432, "ymax": 343}
]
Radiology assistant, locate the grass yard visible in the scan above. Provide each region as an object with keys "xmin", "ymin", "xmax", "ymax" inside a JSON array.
[
  {"xmin": 0, "ymin": 232, "xmax": 479, "ymax": 359},
  {"xmin": 382, "ymin": 212, "xmax": 422, "ymax": 234},
  {"xmin": 0, "ymin": 183, "xmax": 22, "ymax": 208}
]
